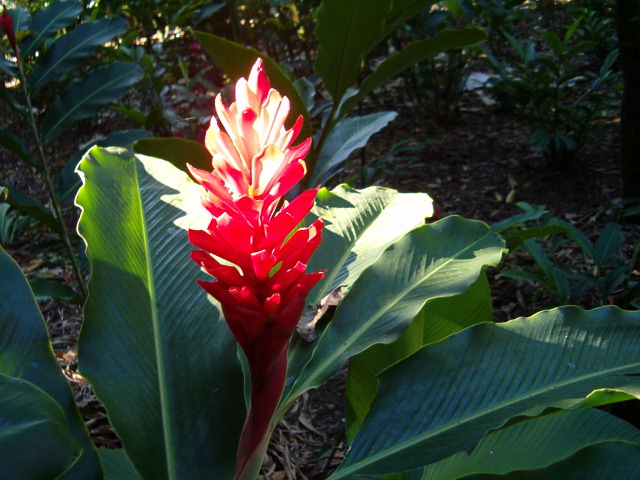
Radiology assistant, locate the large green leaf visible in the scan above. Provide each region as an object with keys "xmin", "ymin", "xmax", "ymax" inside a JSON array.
[
  {"xmin": 193, "ymin": 30, "xmax": 312, "ymax": 143},
  {"xmin": 76, "ymin": 148, "xmax": 245, "ymax": 479},
  {"xmin": 0, "ymin": 182, "xmax": 61, "ymax": 234},
  {"xmin": 0, "ymin": 245, "xmax": 101, "ymax": 479},
  {"xmin": 43, "ymin": 62, "xmax": 144, "ymax": 140},
  {"xmin": 20, "ymin": 1, "xmax": 82, "ymax": 58},
  {"xmin": 133, "ymin": 136, "xmax": 212, "ymax": 173},
  {"xmin": 30, "ymin": 17, "xmax": 128, "ymax": 91},
  {"xmin": 58, "ymin": 129, "xmax": 153, "ymax": 202},
  {"xmin": 330, "ymin": 306, "xmax": 640, "ymax": 478},
  {"xmin": 345, "ymin": 272, "xmax": 493, "ymax": 442},
  {"xmin": 338, "ymin": 28, "xmax": 488, "ymax": 118},
  {"xmin": 308, "ymin": 185, "xmax": 434, "ymax": 304},
  {"xmin": 0, "ymin": 374, "xmax": 81, "ymax": 480},
  {"xmin": 283, "ymin": 216, "xmax": 505, "ymax": 410},
  {"xmin": 416, "ymin": 409, "xmax": 640, "ymax": 479},
  {"xmin": 310, "ymin": 111, "xmax": 397, "ymax": 186},
  {"xmin": 314, "ymin": 0, "xmax": 391, "ymax": 102},
  {"xmin": 100, "ymin": 449, "xmax": 142, "ymax": 480},
  {"xmin": 285, "ymin": 185, "xmax": 434, "ymax": 395},
  {"xmin": 476, "ymin": 442, "xmax": 640, "ymax": 479}
]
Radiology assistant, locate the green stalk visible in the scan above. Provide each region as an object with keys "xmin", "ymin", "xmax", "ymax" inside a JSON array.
[{"xmin": 17, "ymin": 60, "xmax": 89, "ymax": 300}]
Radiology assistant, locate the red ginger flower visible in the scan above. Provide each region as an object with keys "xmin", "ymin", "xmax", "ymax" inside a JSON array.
[
  {"xmin": 188, "ymin": 59, "xmax": 324, "ymax": 479},
  {"xmin": 1, "ymin": 6, "xmax": 19, "ymax": 62}
]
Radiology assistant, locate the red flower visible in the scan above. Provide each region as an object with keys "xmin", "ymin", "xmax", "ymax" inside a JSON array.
[
  {"xmin": 0, "ymin": 6, "xmax": 19, "ymax": 62},
  {"xmin": 188, "ymin": 59, "xmax": 324, "ymax": 479}
]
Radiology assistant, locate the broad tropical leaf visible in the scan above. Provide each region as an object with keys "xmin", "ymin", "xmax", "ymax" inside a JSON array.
[
  {"xmin": 330, "ymin": 306, "xmax": 640, "ymax": 478},
  {"xmin": 346, "ymin": 272, "xmax": 493, "ymax": 441},
  {"xmin": 314, "ymin": 0, "xmax": 391, "ymax": 102},
  {"xmin": 339, "ymin": 28, "xmax": 488, "ymax": 118},
  {"xmin": 42, "ymin": 62, "xmax": 143, "ymax": 140},
  {"xmin": 57, "ymin": 129, "xmax": 153, "ymax": 202},
  {"xmin": 0, "ymin": 246, "xmax": 101, "ymax": 479},
  {"xmin": 283, "ymin": 216, "xmax": 505, "ymax": 409},
  {"xmin": 20, "ymin": 1, "xmax": 82, "ymax": 58},
  {"xmin": 310, "ymin": 112, "xmax": 397, "ymax": 186},
  {"xmin": 133, "ymin": 137, "xmax": 212, "ymax": 173},
  {"xmin": 0, "ymin": 374, "xmax": 81, "ymax": 480},
  {"xmin": 286, "ymin": 185, "xmax": 434, "ymax": 395},
  {"xmin": 76, "ymin": 148, "xmax": 245, "ymax": 479},
  {"xmin": 30, "ymin": 17, "xmax": 128, "ymax": 91},
  {"xmin": 490, "ymin": 442, "xmax": 640, "ymax": 479},
  {"xmin": 99, "ymin": 449, "xmax": 142, "ymax": 480}
]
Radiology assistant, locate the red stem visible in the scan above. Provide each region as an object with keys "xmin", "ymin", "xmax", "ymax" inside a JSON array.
[{"xmin": 235, "ymin": 344, "xmax": 288, "ymax": 480}]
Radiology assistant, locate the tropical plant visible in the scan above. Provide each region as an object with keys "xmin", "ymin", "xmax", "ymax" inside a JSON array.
[
  {"xmin": 495, "ymin": 203, "xmax": 640, "ymax": 308},
  {"xmin": 0, "ymin": 1, "xmax": 146, "ymax": 299},
  {"xmin": 134, "ymin": 0, "xmax": 488, "ymax": 189},
  {"xmin": 2, "ymin": 58, "xmax": 640, "ymax": 480},
  {"xmin": 484, "ymin": 18, "xmax": 621, "ymax": 164}
]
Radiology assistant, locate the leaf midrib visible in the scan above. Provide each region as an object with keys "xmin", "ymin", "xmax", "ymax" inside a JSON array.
[
  {"xmin": 334, "ymin": 352, "xmax": 640, "ymax": 478},
  {"xmin": 137, "ymin": 167, "xmax": 177, "ymax": 480}
]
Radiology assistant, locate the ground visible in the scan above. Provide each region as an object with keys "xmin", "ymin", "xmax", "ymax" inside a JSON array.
[{"xmin": 2, "ymin": 71, "xmax": 638, "ymax": 479}]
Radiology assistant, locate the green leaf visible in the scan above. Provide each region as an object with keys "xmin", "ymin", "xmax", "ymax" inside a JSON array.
[
  {"xmin": 478, "ymin": 442, "xmax": 640, "ymax": 479},
  {"xmin": 20, "ymin": 1, "xmax": 83, "ymax": 58},
  {"xmin": 9, "ymin": 7, "xmax": 31, "ymax": 34},
  {"xmin": 491, "ymin": 203, "xmax": 548, "ymax": 232},
  {"xmin": 307, "ymin": 185, "xmax": 434, "ymax": 304},
  {"xmin": 284, "ymin": 216, "xmax": 505, "ymax": 409},
  {"xmin": 0, "ymin": 128, "xmax": 40, "ymax": 170},
  {"xmin": 311, "ymin": 111, "xmax": 397, "ymax": 186},
  {"xmin": 415, "ymin": 409, "xmax": 640, "ymax": 479},
  {"xmin": 285, "ymin": 185, "xmax": 434, "ymax": 399},
  {"xmin": 193, "ymin": 30, "xmax": 312, "ymax": 143},
  {"xmin": 0, "ymin": 183, "xmax": 61, "ymax": 234},
  {"xmin": 43, "ymin": 62, "xmax": 144, "ymax": 140},
  {"xmin": 0, "ymin": 245, "xmax": 102, "ymax": 478},
  {"xmin": 339, "ymin": 27, "xmax": 487, "ymax": 118},
  {"xmin": 329, "ymin": 306, "xmax": 640, "ymax": 478},
  {"xmin": 29, "ymin": 278, "xmax": 81, "ymax": 303},
  {"xmin": 133, "ymin": 137, "xmax": 212, "ymax": 173},
  {"xmin": 383, "ymin": 1, "xmax": 439, "ymax": 37},
  {"xmin": 100, "ymin": 449, "xmax": 142, "ymax": 480},
  {"xmin": 594, "ymin": 223, "xmax": 621, "ymax": 268},
  {"xmin": 502, "ymin": 225, "xmax": 573, "ymax": 252},
  {"xmin": 345, "ymin": 272, "xmax": 493, "ymax": 442},
  {"xmin": 0, "ymin": 374, "xmax": 81, "ymax": 480},
  {"xmin": 57, "ymin": 129, "xmax": 153, "ymax": 202},
  {"xmin": 76, "ymin": 148, "xmax": 245, "ymax": 479},
  {"xmin": 314, "ymin": 0, "xmax": 391, "ymax": 102},
  {"xmin": 30, "ymin": 17, "xmax": 128, "ymax": 91}
]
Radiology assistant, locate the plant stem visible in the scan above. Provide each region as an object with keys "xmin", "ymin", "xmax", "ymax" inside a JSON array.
[{"xmin": 17, "ymin": 61, "xmax": 88, "ymax": 300}]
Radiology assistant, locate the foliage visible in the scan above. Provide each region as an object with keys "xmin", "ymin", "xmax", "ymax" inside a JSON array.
[
  {"xmin": 495, "ymin": 203, "xmax": 640, "ymax": 308},
  {"xmin": 0, "ymin": 1, "xmax": 144, "ymax": 299},
  {"xmin": 163, "ymin": 0, "xmax": 489, "ymax": 188},
  {"xmin": 1, "ymin": 2, "xmax": 639, "ymax": 479},
  {"xmin": 484, "ymin": 18, "xmax": 622, "ymax": 164},
  {"xmin": 393, "ymin": 4, "xmax": 478, "ymax": 123}
]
